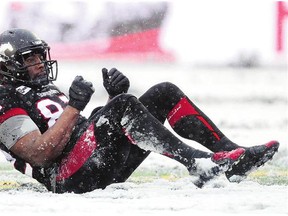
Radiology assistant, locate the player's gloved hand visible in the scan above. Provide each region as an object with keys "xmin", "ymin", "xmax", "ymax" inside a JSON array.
[
  {"xmin": 68, "ymin": 76, "xmax": 95, "ymax": 111},
  {"xmin": 102, "ymin": 68, "xmax": 130, "ymax": 99}
]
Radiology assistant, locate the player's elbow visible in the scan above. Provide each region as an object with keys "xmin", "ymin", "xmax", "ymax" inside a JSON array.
[{"xmin": 26, "ymin": 150, "xmax": 54, "ymax": 168}]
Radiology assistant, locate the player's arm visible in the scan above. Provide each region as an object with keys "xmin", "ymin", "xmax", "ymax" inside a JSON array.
[
  {"xmin": 9, "ymin": 106, "xmax": 80, "ymax": 167},
  {"xmin": 5, "ymin": 76, "xmax": 94, "ymax": 167}
]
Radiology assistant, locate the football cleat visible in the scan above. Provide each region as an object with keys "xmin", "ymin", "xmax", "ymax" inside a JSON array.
[
  {"xmin": 225, "ymin": 140, "xmax": 280, "ymax": 182},
  {"xmin": 190, "ymin": 148, "xmax": 245, "ymax": 188}
]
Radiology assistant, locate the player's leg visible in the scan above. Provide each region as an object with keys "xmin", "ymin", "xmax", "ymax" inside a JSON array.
[
  {"xmin": 55, "ymin": 117, "xmax": 152, "ymax": 193},
  {"xmin": 112, "ymin": 94, "xmax": 244, "ymax": 187},
  {"xmin": 89, "ymin": 106, "xmax": 152, "ymax": 183},
  {"xmin": 60, "ymin": 93, "xmax": 244, "ymax": 191},
  {"xmin": 138, "ymin": 82, "xmax": 279, "ymax": 182},
  {"xmin": 138, "ymin": 82, "xmax": 239, "ymax": 152},
  {"xmin": 111, "ymin": 143, "xmax": 151, "ymax": 183}
]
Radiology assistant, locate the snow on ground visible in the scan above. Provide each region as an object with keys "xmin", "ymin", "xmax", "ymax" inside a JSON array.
[{"xmin": 0, "ymin": 61, "xmax": 287, "ymax": 215}]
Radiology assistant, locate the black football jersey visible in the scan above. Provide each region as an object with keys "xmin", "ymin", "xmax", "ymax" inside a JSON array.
[
  {"xmin": 0, "ymin": 83, "xmax": 68, "ymax": 176},
  {"xmin": 14, "ymin": 84, "xmax": 69, "ymax": 133}
]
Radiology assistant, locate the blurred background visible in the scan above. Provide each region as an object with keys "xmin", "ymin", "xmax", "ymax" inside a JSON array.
[{"xmin": 0, "ymin": 1, "xmax": 286, "ymax": 67}]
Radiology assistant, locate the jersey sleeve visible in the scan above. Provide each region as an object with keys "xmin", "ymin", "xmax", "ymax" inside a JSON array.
[{"xmin": 0, "ymin": 107, "xmax": 39, "ymax": 149}]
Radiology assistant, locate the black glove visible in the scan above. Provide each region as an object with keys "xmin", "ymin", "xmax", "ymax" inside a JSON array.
[
  {"xmin": 102, "ymin": 68, "xmax": 130, "ymax": 98},
  {"xmin": 68, "ymin": 76, "xmax": 95, "ymax": 111}
]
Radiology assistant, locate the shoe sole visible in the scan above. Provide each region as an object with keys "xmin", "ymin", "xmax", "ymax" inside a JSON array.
[
  {"xmin": 226, "ymin": 141, "xmax": 279, "ymax": 182},
  {"xmin": 255, "ymin": 141, "xmax": 279, "ymax": 167}
]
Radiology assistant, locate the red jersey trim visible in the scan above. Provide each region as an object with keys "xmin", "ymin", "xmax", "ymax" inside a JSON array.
[
  {"xmin": 0, "ymin": 108, "xmax": 28, "ymax": 124},
  {"xmin": 56, "ymin": 123, "xmax": 98, "ymax": 181}
]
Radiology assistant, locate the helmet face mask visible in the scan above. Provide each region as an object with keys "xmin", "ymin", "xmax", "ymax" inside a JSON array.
[{"xmin": 0, "ymin": 29, "xmax": 58, "ymax": 87}]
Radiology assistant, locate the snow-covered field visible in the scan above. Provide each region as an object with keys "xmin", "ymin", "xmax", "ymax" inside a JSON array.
[{"xmin": 0, "ymin": 61, "xmax": 287, "ymax": 215}]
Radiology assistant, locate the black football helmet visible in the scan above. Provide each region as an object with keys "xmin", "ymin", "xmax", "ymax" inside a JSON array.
[{"xmin": 0, "ymin": 28, "xmax": 58, "ymax": 87}]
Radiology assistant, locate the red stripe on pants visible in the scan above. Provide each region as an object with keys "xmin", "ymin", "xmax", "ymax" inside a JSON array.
[
  {"xmin": 167, "ymin": 97, "xmax": 220, "ymax": 140},
  {"xmin": 56, "ymin": 123, "xmax": 97, "ymax": 181}
]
